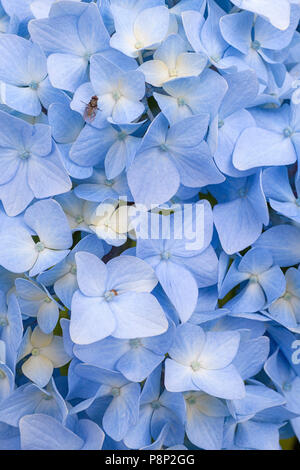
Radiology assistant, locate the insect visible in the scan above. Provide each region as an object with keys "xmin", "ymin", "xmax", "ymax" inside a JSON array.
[{"xmin": 82, "ymin": 95, "xmax": 101, "ymax": 122}]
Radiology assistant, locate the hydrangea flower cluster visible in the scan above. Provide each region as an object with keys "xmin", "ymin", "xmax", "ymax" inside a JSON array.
[{"xmin": 0, "ymin": 0, "xmax": 300, "ymax": 451}]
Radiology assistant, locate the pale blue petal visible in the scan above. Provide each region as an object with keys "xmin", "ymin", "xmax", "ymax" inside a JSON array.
[
  {"xmin": 24, "ymin": 199, "xmax": 72, "ymax": 249},
  {"xmin": 20, "ymin": 414, "xmax": 83, "ymax": 450},
  {"xmin": 233, "ymin": 127, "xmax": 297, "ymax": 171},
  {"xmin": 37, "ymin": 301, "xmax": 59, "ymax": 334},
  {"xmin": 254, "ymin": 225, "xmax": 300, "ymax": 267},
  {"xmin": 70, "ymin": 290, "xmax": 115, "ymax": 344},
  {"xmin": 102, "ymin": 383, "xmax": 140, "ymax": 441},
  {"xmin": 155, "ymin": 261, "xmax": 198, "ymax": 323},
  {"xmin": 75, "ymin": 252, "xmax": 107, "ymax": 297},
  {"xmin": 110, "ymin": 292, "xmax": 168, "ymax": 339}
]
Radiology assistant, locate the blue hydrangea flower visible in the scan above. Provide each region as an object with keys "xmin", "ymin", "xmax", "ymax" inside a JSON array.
[
  {"xmin": 128, "ymin": 113, "xmax": 224, "ymax": 208},
  {"xmin": 55, "ymin": 190, "xmax": 98, "ymax": 233},
  {"xmin": 0, "ymin": 112, "xmax": 71, "ymax": 216},
  {"xmin": 220, "ymin": 9, "xmax": 299, "ymax": 84},
  {"xmin": 135, "ymin": 201, "xmax": 217, "ymax": 321},
  {"xmin": 15, "ymin": 279, "xmax": 61, "ymax": 334},
  {"xmin": 0, "ymin": 199, "xmax": 72, "ymax": 276},
  {"xmin": 266, "ymin": 267, "xmax": 300, "ymax": 333},
  {"xmin": 153, "ymin": 69, "xmax": 228, "ymax": 125},
  {"xmin": 110, "ymin": 4, "xmax": 170, "ymax": 58},
  {"xmin": 71, "ymin": 54, "xmax": 145, "ymax": 127},
  {"xmin": 0, "ymin": 34, "xmax": 65, "ymax": 116},
  {"xmin": 164, "ymin": 323, "xmax": 245, "ymax": 399},
  {"xmin": 18, "ymin": 326, "xmax": 70, "ymax": 388},
  {"xmin": 69, "ymin": 120, "xmax": 144, "ymax": 180},
  {"xmin": 0, "ymin": 378, "xmax": 68, "ymax": 427},
  {"xmin": 138, "ymin": 33, "xmax": 207, "ymax": 87},
  {"xmin": 72, "ymin": 364, "xmax": 140, "ymax": 441},
  {"xmin": 70, "ymin": 252, "xmax": 168, "ymax": 344},
  {"xmin": 219, "ymin": 247, "xmax": 286, "ymax": 313},
  {"xmin": 29, "ymin": 2, "xmax": 111, "ymax": 92}
]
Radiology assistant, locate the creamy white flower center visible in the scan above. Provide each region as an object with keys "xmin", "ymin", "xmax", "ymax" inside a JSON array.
[
  {"xmin": 35, "ymin": 241, "xmax": 45, "ymax": 252},
  {"xmin": 169, "ymin": 68, "xmax": 178, "ymax": 78},
  {"xmin": 112, "ymin": 90, "xmax": 121, "ymax": 101},
  {"xmin": 111, "ymin": 387, "xmax": 120, "ymax": 397},
  {"xmin": 75, "ymin": 215, "xmax": 84, "ymax": 224},
  {"xmin": 31, "ymin": 347, "xmax": 40, "ymax": 356},
  {"xmin": 190, "ymin": 360, "xmax": 202, "ymax": 372},
  {"xmin": 104, "ymin": 289, "xmax": 118, "ymax": 301}
]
